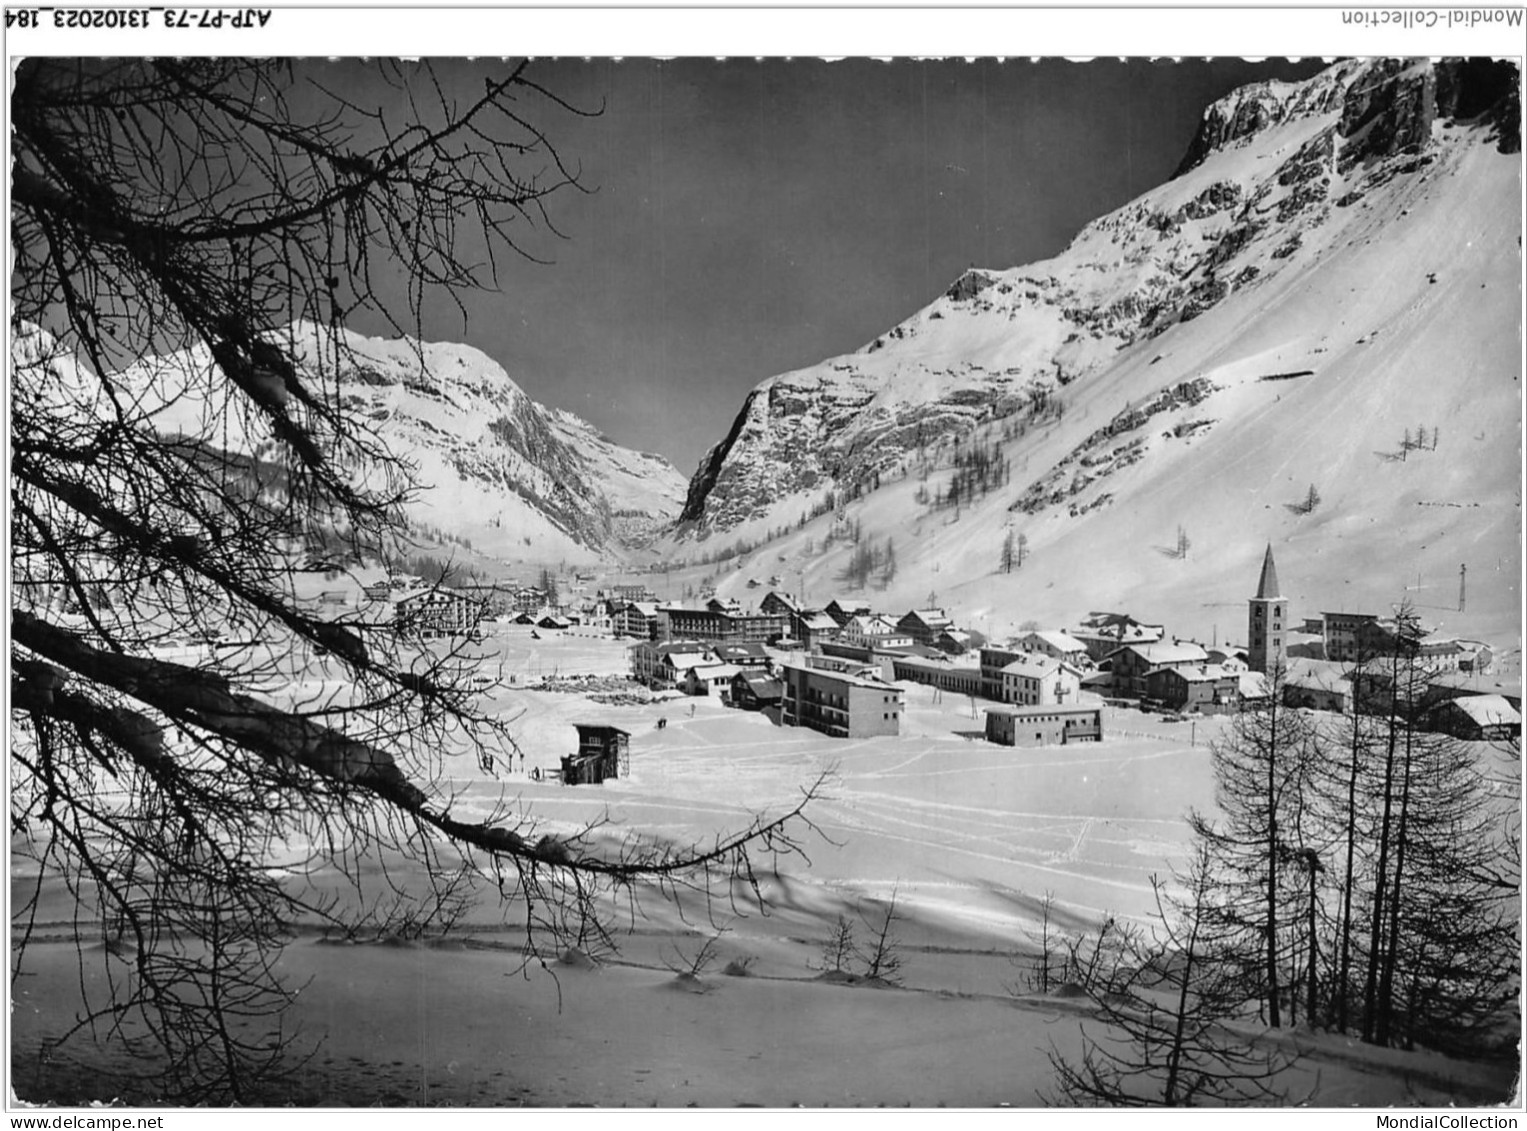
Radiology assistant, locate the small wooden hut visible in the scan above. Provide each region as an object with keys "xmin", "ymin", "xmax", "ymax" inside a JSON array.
[{"xmin": 561, "ymin": 724, "xmax": 630, "ymax": 785}]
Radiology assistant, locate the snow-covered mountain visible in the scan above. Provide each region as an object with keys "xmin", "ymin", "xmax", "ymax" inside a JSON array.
[
  {"xmin": 670, "ymin": 57, "xmax": 1522, "ymax": 645},
  {"xmin": 119, "ymin": 323, "xmax": 687, "ymax": 563}
]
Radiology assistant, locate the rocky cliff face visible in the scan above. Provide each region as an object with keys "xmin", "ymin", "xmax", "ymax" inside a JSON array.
[{"xmin": 676, "ymin": 57, "xmax": 1521, "ymax": 540}]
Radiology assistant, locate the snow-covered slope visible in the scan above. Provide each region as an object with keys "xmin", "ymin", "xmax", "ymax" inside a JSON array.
[
  {"xmin": 671, "ymin": 58, "xmax": 1522, "ymax": 646},
  {"xmin": 117, "ymin": 323, "xmax": 687, "ymax": 563}
]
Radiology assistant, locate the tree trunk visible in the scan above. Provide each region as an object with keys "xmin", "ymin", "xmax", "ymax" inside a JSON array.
[
  {"xmin": 1307, "ymin": 860, "xmax": 1320, "ymax": 1026},
  {"xmin": 1362, "ymin": 658, "xmax": 1402, "ymax": 1043},
  {"xmin": 1377, "ymin": 707, "xmax": 1418, "ymax": 1045},
  {"xmin": 1265, "ymin": 705, "xmax": 1282, "ymax": 1028},
  {"xmin": 1335, "ymin": 712, "xmax": 1362, "ymax": 1032}
]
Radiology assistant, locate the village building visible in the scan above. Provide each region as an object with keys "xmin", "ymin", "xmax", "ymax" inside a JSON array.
[
  {"xmin": 536, "ymin": 613, "xmax": 573, "ymax": 631},
  {"xmin": 713, "ymin": 642, "xmax": 772, "ymax": 669},
  {"xmin": 1017, "ymin": 629, "xmax": 1091, "ymax": 667},
  {"xmin": 796, "ymin": 610, "xmax": 842, "ymax": 650},
  {"xmin": 685, "ymin": 662, "xmax": 743, "ymax": 699},
  {"xmin": 1146, "ymin": 664, "xmax": 1240, "ymax": 714},
  {"xmin": 896, "ymin": 608, "xmax": 954, "ymax": 648},
  {"xmin": 759, "ymin": 590, "xmax": 799, "ymax": 619},
  {"xmin": 978, "ymin": 645, "xmax": 1026, "ymax": 701},
  {"xmin": 1070, "ymin": 614, "xmax": 1166, "ymax": 663},
  {"xmin": 1283, "ymin": 659, "xmax": 1352, "ymax": 712},
  {"xmin": 657, "ymin": 602, "xmax": 785, "ymax": 645},
  {"xmin": 1422, "ymin": 669, "xmax": 1521, "ymax": 713},
  {"xmin": 1422, "ymin": 694, "xmax": 1521, "ymax": 742},
  {"xmin": 1106, "ymin": 641, "xmax": 1211, "ymax": 699},
  {"xmin": 613, "ymin": 601, "xmax": 660, "ymax": 640},
  {"xmin": 1456, "ymin": 640, "xmax": 1494, "ymax": 674},
  {"xmin": 731, "ymin": 670, "xmax": 784, "ymax": 712},
  {"xmin": 1239, "ymin": 671, "xmax": 1273, "ymax": 707},
  {"xmin": 1321, "ymin": 611, "xmax": 1425, "ymax": 663},
  {"xmin": 888, "ymin": 654, "xmax": 984, "ymax": 698},
  {"xmin": 393, "ymin": 587, "xmax": 483, "ymax": 639},
  {"xmin": 985, "ymin": 704, "xmax": 1103, "ymax": 747},
  {"xmin": 823, "ymin": 598, "xmax": 872, "ymax": 627},
  {"xmin": 1247, "ymin": 544, "xmax": 1287, "ymax": 674},
  {"xmin": 561, "ymin": 724, "xmax": 629, "ymax": 785},
  {"xmin": 512, "ymin": 586, "xmax": 546, "ymax": 614},
  {"xmin": 608, "ymin": 584, "xmax": 656, "ymax": 604},
  {"xmin": 575, "ymin": 602, "xmax": 613, "ymax": 633},
  {"xmin": 799, "ymin": 653, "xmax": 884, "ymax": 680},
  {"xmin": 1413, "ymin": 635, "xmax": 1468, "ymax": 672},
  {"xmin": 1207, "ymin": 646, "xmax": 1250, "ymax": 672},
  {"xmin": 838, "ymin": 614, "xmax": 914, "ymax": 651},
  {"xmin": 458, "ymin": 583, "xmax": 517, "ymax": 618},
  {"xmin": 999, "ymin": 654, "xmax": 1083, "ymax": 706},
  {"xmin": 629, "ymin": 639, "xmax": 715, "ymax": 688},
  {"xmin": 778, "ymin": 658, "xmax": 904, "ymax": 738},
  {"xmin": 935, "ymin": 628, "xmax": 974, "ymax": 655}
]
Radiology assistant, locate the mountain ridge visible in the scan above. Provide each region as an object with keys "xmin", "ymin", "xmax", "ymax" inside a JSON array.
[
  {"xmin": 676, "ymin": 58, "xmax": 1520, "ymax": 540},
  {"xmin": 59, "ymin": 321, "xmax": 689, "ymax": 565},
  {"xmin": 661, "ymin": 56, "xmax": 1520, "ymax": 647}
]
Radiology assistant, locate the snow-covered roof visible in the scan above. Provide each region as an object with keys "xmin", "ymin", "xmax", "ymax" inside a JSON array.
[
  {"xmin": 688, "ymin": 663, "xmax": 743, "ymax": 681},
  {"xmin": 1022, "ymin": 629, "xmax": 1089, "ymax": 653},
  {"xmin": 1239, "ymin": 672, "xmax": 1272, "ymax": 699},
  {"xmin": 1001, "ymin": 654, "xmax": 1076, "ymax": 679},
  {"xmin": 780, "ymin": 661, "xmax": 899, "ymax": 691},
  {"xmin": 1109, "ymin": 642, "xmax": 1209, "ymax": 665},
  {"xmin": 1285, "ymin": 659, "xmax": 1350, "ymax": 694},
  {"xmin": 1443, "ymin": 694, "xmax": 1521, "ymax": 728},
  {"xmin": 901, "ymin": 608, "xmax": 951, "ymax": 627},
  {"xmin": 987, "ymin": 703, "xmax": 1100, "ymax": 717},
  {"xmin": 1161, "ymin": 664, "xmax": 1236, "ymax": 683}
]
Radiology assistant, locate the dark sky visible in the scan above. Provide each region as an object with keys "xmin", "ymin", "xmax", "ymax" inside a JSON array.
[{"xmin": 332, "ymin": 57, "xmax": 1329, "ymax": 473}]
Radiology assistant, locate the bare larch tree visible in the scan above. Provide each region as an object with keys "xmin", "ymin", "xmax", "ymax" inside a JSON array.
[{"xmin": 10, "ymin": 58, "xmax": 823, "ymax": 1102}]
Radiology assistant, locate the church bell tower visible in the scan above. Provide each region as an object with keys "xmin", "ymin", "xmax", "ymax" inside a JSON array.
[{"xmin": 1248, "ymin": 544, "xmax": 1287, "ymax": 674}]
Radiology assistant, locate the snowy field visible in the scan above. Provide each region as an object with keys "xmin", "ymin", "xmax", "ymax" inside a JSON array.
[{"xmin": 10, "ymin": 630, "xmax": 1518, "ymax": 1107}]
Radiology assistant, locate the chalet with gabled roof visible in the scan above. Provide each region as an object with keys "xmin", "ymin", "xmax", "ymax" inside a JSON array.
[
  {"xmin": 562, "ymin": 724, "xmax": 629, "ymax": 785},
  {"xmin": 731, "ymin": 670, "xmax": 784, "ymax": 711},
  {"xmin": 897, "ymin": 608, "xmax": 954, "ymax": 647},
  {"xmin": 838, "ymin": 614, "xmax": 913, "ymax": 651},
  {"xmin": 1146, "ymin": 664, "xmax": 1240, "ymax": 713},
  {"xmin": 824, "ymin": 598, "xmax": 872, "ymax": 627},
  {"xmin": 759, "ymin": 590, "xmax": 799, "ymax": 619},
  {"xmin": 935, "ymin": 628, "xmax": 974, "ymax": 655},
  {"xmin": 1071, "ymin": 614, "xmax": 1166, "ymax": 663},
  {"xmin": 685, "ymin": 662, "xmax": 743, "ymax": 698},
  {"xmin": 1423, "ymin": 694, "xmax": 1520, "ymax": 741},
  {"xmin": 713, "ymin": 641, "xmax": 771, "ymax": 669},
  {"xmin": 1017, "ymin": 629, "xmax": 1090, "ymax": 666},
  {"xmin": 630, "ymin": 639, "xmax": 715, "ymax": 688},
  {"xmin": 1107, "ymin": 641, "xmax": 1210, "ymax": 699}
]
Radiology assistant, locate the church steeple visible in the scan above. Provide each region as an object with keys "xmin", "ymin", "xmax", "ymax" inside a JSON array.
[
  {"xmin": 1255, "ymin": 543, "xmax": 1282, "ymax": 600},
  {"xmin": 1248, "ymin": 544, "xmax": 1287, "ymax": 674}
]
